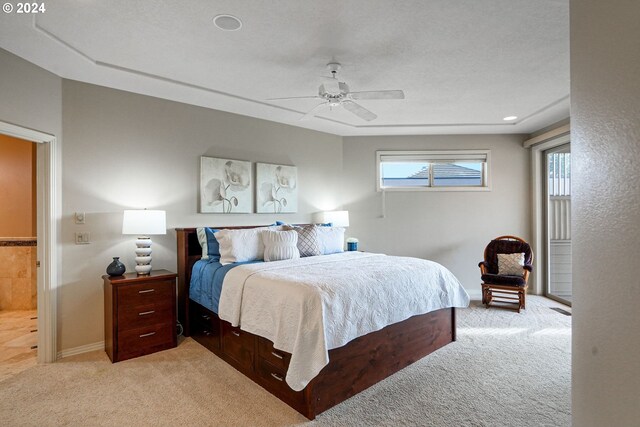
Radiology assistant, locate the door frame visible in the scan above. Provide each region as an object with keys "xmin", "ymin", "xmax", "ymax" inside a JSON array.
[
  {"xmin": 526, "ymin": 125, "xmax": 570, "ymax": 296},
  {"xmin": 0, "ymin": 120, "xmax": 58, "ymax": 363}
]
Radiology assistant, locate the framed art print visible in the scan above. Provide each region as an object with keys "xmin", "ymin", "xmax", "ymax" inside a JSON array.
[
  {"xmin": 256, "ymin": 163, "xmax": 298, "ymax": 213},
  {"xmin": 200, "ymin": 156, "xmax": 252, "ymax": 213}
]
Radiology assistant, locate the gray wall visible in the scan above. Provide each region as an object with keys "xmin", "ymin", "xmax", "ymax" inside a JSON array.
[
  {"xmin": 342, "ymin": 134, "xmax": 529, "ymax": 296},
  {"xmin": 0, "ymin": 49, "xmax": 62, "ymax": 135},
  {"xmin": 59, "ymin": 81, "xmax": 342, "ymax": 350},
  {"xmin": 571, "ymin": 0, "xmax": 640, "ymax": 424}
]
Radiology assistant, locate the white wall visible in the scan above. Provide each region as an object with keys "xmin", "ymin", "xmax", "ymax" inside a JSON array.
[
  {"xmin": 59, "ymin": 80, "xmax": 342, "ymax": 351},
  {"xmin": 342, "ymin": 134, "xmax": 529, "ymax": 297},
  {"xmin": 571, "ymin": 1, "xmax": 640, "ymax": 425}
]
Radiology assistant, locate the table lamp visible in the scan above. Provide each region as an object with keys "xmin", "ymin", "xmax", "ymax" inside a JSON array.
[
  {"xmin": 122, "ymin": 209, "xmax": 166, "ymax": 275},
  {"xmin": 314, "ymin": 210, "xmax": 349, "ymax": 227}
]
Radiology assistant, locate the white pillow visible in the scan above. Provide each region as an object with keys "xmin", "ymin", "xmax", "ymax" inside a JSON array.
[
  {"xmin": 217, "ymin": 227, "xmax": 268, "ymax": 265},
  {"xmin": 262, "ymin": 230, "xmax": 300, "ymax": 262},
  {"xmin": 316, "ymin": 226, "xmax": 345, "ymax": 255},
  {"xmin": 497, "ymin": 253, "xmax": 525, "ymax": 276},
  {"xmin": 196, "ymin": 227, "xmax": 209, "ymax": 260}
]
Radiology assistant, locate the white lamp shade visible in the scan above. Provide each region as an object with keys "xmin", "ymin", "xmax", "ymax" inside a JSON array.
[
  {"xmin": 122, "ymin": 210, "xmax": 167, "ymax": 235},
  {"xmin": 314, "ymin": 210, "xmax": 349, "ymax": 227}
]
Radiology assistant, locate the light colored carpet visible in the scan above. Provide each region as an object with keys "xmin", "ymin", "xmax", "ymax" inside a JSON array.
[{"xmin": 1, "ymin": 296, "xmax": 571, "ymax": 426}]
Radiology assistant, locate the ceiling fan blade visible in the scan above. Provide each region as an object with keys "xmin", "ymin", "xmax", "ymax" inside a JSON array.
[
  {"xmin": 350, "ymin": 90, "xmax": 405, "ymax": 100},
  {"xmin": 342, "ymin": 100, "xmax": 377, "ymax": 121},
  {"xmin": 300, "ymin": 102, "xmax": 329, "ymax": 121},
  {"xmin": 266, "ymin": 95, "xmax": 320, "ymax": 101}
]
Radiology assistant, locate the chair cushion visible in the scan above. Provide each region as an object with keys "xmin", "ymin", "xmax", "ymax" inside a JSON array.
[
  {"xmin": 484, "ymin": 239, "xmax": 533, "ymax": 274},
  {"xmin": 482, "ymin": 273, "xmax": 527, "ymax": 287}
]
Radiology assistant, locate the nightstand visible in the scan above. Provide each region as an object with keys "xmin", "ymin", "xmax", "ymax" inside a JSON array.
[{"xmin": 103, "ymin": 269, "xmax": 177, "ymax": 362}]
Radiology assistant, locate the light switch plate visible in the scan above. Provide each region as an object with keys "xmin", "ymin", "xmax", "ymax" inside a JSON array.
[
  {"xmin": 75, "ymin": 232, "xmax": 90, "ymax": 244},
  {"xmin": 74, "ymin": 212, "xmax": 85, "ymax": 224}
]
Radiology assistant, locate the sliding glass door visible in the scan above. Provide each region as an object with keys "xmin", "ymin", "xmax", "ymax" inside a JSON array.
[{"xmin": 545, "ymin": 144, "xmax": 572, "ymax": 305}]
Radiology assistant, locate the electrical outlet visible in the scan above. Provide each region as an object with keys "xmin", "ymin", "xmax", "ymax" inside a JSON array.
[
  {"xmin": 74, "ymin": 212, "xmax": 85, "ymax": 224},
  {"xmin": 75, "ymin": 232, "xmax": 90, "ymax": 244}
]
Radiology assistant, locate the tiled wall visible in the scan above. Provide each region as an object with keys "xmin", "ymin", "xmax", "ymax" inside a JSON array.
[{"xmin": 0, "ymin": 240, "xmax": 37, "ymax": 310}]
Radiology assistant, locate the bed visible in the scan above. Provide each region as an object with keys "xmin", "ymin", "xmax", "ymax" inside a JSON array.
[{"xmin": 176, "ymin": 226, "xmax": 469, "ymax": 419}]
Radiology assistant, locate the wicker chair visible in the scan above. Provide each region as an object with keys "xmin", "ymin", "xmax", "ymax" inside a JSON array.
[{"xmin": 479, "ymin": 236, "xmax": 533, "ymax": 313}]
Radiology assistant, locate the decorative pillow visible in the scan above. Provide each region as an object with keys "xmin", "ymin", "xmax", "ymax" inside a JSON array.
[
  {"xmin": 216, "ymin": 227, "xmax": 268, "ymax": 265},
  {"xmin": 196, "ymin": 227, "xmax": 220, "ymax": 261},
  {"xmin": 498, "ymin": 253, "xmax": 525, "ymax": 276},
  {"xmin": 262, "ymin": 230, "xmax": 300, "ymax": 262},
  {"xmin": 316, "ymin": 226, "xmax": 345, "ymax": 255},
  {"xmin": 285, "ymin": 225, "xmax": 322, "ymax": 257}
]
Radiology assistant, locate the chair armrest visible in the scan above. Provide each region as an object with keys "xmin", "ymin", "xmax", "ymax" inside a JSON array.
[
  {"xmin": 478, "ymin": 261, "xmax": 489, "ymax": 274},
  {"xmin": 523, "ymin": 264, "xmax": 533, "ymax": 272}
]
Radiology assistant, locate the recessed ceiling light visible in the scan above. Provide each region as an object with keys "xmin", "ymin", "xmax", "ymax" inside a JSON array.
[
  {"xmin": 503, "ymin": 116, "xmax": 518, "ymax": 121},
  {"xmin": 213, "ymin": 14, "xmax": 242, "ymax": 31}
]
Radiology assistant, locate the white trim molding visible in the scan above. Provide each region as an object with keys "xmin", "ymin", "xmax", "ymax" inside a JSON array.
[
  {"xmin": 527, "ymin": 127, "xmax": 571, "ymax": 295},
  {"xmin": 524, "ymin": 123, "xmax": 570, "ymax": 148},
  {"xmin": 57, "ymin": 341, "xmax": 105, "ymax": 360},
  {"xmin": 0, "ymin": 120, "xmax": 59, "ymax": 364}
]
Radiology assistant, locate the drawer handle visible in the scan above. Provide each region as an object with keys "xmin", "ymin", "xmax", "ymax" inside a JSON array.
[
  {"xmin": 138, "ymin": 310, "xmax": 155, "ymax": 316},
  {"xmin": 270, "ymin": 372, "xmax": 284, "ymax": 382},
  {"xmin": 270, "ymin": 351, "xmax": 284, "ymax": 360},
  {"xmin": 201, "ymin": 314, "xmax": 210, "ymax": 321},
  {"xmin": 231, "ymin": 331, "xmax": 240, "ymax": 337},
  {"xmin": 138, "ymin": 289, "xmax": 155, "ymax": 294},
  {"xmin": 203, "ymin": 330, "xmax": 212, "ymax": 336},
  {"xmin": 139, "ymin": 332, "xmax": 156, "ymax": 338}
]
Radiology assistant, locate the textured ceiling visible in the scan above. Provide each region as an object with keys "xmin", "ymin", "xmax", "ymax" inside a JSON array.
[{"xmin": 0, "ymin": 0, "xmax": 570, "ymax": 136}]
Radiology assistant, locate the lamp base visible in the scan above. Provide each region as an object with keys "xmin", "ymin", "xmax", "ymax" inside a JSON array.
[{"xmin": 134, "ymin": 237, "xmax": 153, "ymax": 276}]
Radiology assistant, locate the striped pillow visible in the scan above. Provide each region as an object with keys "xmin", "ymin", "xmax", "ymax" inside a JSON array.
[{"xmin": 262, "ymin": 230, "xmax": 300, "ymax": 262}]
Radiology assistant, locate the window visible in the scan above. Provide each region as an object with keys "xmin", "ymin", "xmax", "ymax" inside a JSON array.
[
  {"xmin": 548, "ymin": 152, "xmax": 570, "ymax": 196},
  {"xmin": 377, "ymin": 150, "xmax": 490, "ymax": 191}
]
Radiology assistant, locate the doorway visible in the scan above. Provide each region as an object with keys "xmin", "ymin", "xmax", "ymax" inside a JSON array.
[
  {"xmin": 0, "ymin": 134, "xmax": 38, "ymax": 380},
  {"xmin": 544, "ymin": 144, "xmax": 572, "ymax": 305},
  {"xmin": 0, "ymin": 120, "xmax": 57, "ymax": 365}
]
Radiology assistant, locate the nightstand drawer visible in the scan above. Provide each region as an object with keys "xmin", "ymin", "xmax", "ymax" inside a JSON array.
[
  {"xmin": 117, "ymin": 280, "xmax": 174, "ymax": 308},
  {"xmin": 117, "ymin": 323, "xmax": 175, "ymax": 359},
  {"xmin": 117, "ymin": 301, "xmax": 174, "ymax": 331}
]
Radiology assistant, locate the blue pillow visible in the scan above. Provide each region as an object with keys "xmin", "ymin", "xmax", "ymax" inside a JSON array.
[
  {"xmin": 204, "ymin": 228, "xmax": 220, "ymax": 261},
  {"xmin": 275, "ymin": 221, "xmax": 287, "ymax": 226}
]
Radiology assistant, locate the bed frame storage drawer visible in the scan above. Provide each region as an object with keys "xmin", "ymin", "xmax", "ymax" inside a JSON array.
[
  {"xmin": 221, "ymin": 322, "xmax": 254, "ymax": 371},
  {"xmin": 257, "ymin": 337, "xmax": 291, "ymax": 371},
  {"xmin": 189, "ymin": 301, "xmax": 221, "ymax": 351},
  {"xmin": 256, "ymin": 357, "xmax": 306, "ymax": 408}
]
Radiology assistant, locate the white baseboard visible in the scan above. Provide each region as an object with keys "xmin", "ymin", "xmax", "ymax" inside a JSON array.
[
  {"xmin": 57, "ymin": 341, "xmax": 104, "ymax": 360},
  {"xmin": 466, "ymin": 289, "xmax": 482, "ymax": 300}
]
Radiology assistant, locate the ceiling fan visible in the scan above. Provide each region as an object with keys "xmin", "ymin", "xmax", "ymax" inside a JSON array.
[{"xmin": 267, "ymin": 62, "xmax": 405, "ymax": 122}]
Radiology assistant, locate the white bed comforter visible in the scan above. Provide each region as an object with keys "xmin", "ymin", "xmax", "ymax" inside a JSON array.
[{"xmin": 218, "ymin": 251, "xmax": 469, "ymax": 391}]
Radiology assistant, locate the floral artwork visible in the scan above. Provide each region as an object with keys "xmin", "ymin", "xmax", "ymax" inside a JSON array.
[
  {"xmin": 200, "ymin": 157, "xmax": 252, "ymax": 213},
  {"xmin": 256, "ymin": 163, "xmax": 298, "ymax": 213}
]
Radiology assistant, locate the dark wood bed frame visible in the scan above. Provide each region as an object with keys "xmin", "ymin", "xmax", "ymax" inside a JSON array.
[{"xmin": 176, "ymin": 226, "xmax": 456, "ymax": 420}]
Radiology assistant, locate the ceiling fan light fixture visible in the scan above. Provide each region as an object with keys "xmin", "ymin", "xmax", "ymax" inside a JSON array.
[
  {"xmin": 213, "ymin": 14, "xmax": 243, "ymax": 31},
  {"xmin": 503, "ymin": 115, "xmax": 518, "ymax": 121}
]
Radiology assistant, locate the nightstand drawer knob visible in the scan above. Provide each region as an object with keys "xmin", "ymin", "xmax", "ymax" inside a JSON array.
[
  {"xmin": 270, "ymin": 372, "xmax": 284, "ymax": 382},
  {"xmin": 139, "ymin": 332, "xmax": 156, "ymax": 338},
  {"xmin": 138, "ymin": 289, "xmax": 155, "ymax": 294},
  {"xmin": 201, "ymin": 314, "xmax": 210, "ymax": 321},
  {"xmin": 231, "ymin": 330, "xmax": 240, "ymax": 337},
  {"xmin": 271, "ymin": 351, "xmax": 284, "ymax": 360},
  {"xmin": 138, "ymin": 310, "xmax": 155, "ymax": 316},
  {"xmin": 203, "ymin": 330, "xmax": 212, "ymax": 336}
]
